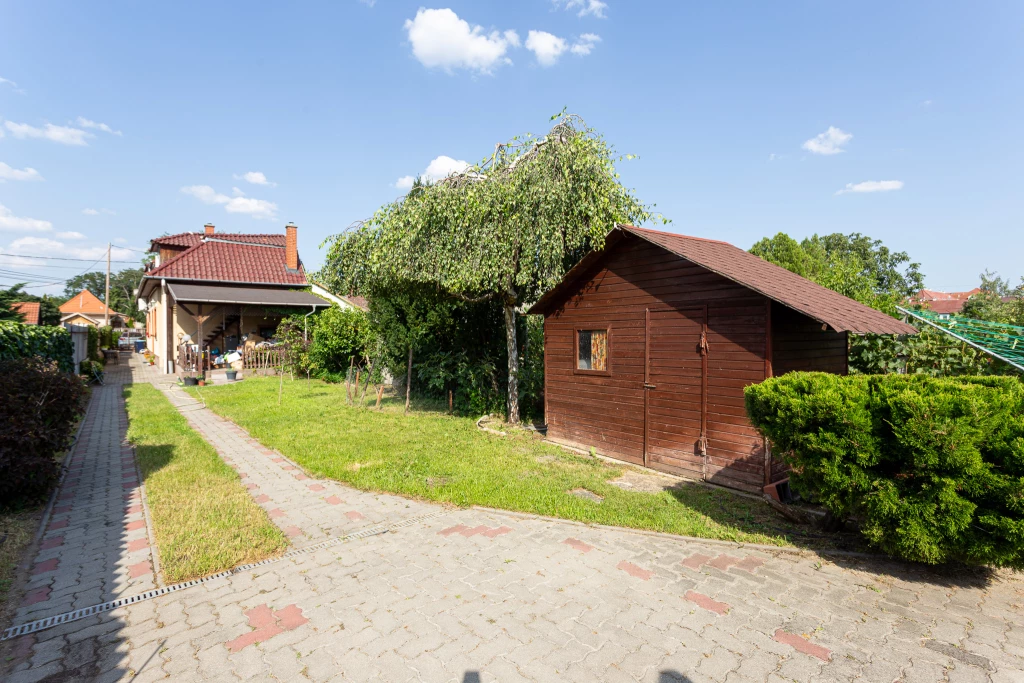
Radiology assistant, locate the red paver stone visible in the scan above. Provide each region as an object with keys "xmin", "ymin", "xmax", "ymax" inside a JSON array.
[
  {"xmin": 774, "ymin": 630, "xmax": 832, "ymax": 661},
  {"xmin": 325, "ymin": 495, "xmax": 343, "ymax": 505},
  {"xmin": 126, "ymin": 504, "xmax": 143, "ymax": 515},
  {"xmin": 32, "ymin": 558, "xmax": 59, "ymax": 575},
  {"xmin": 246, "ymin": 604, "xmax": 276, "ymax": 629},
  {"xmin": 40, "ymin": 536, "xmax": 64, "ymax": 550},
  {"xmin": 284, "ymin": 526, "xmax": 303, "ymax": 538},
  {"xmin": 707, "ymin": 554, "xmax": 741, "ymax": 570},
  {"xmin": 237, "ymin": 472, "xmax": 248, "ymax": 479},
  {"xmin": 685, "ymin": 590, "xmax": 730, "ymax": 615},
  {"xmin": 617, "ymin": 561, "xmax": 653, "ymax": 581},
  {"xmin": 122, "ymin": 481, "xmax": 137, "ymax": 490},
  {"xmin": 482, "ymin": 526, "xmax": 513, "ymax": 538},
  {"xmin": 274, "ymin": 604, "xmax": 308, "ymax": 631},
  {"xmin": 48, "ymin": 519, "xmax": 68, "ymax": 531},
  {"xmin": 128, "ymin": 561, "xmax": 151, "ymax": 579},
  {"xmin": 125, "ymin": 520, "xmax": 146, "ymax": 531},
  {"xmin": 9, "ymin": 634, "xmax": 34, "ymax": 663},
  {"xmin": 563, "ymin": 538, "xmax": 594, "ymax": 553},
  {"xmin": 293, "ymin": 473, "xmax": 308, "ymax": 481},
  {"xmin": 128, "ymin": 538, "xmax": 150, "ymax": 552},
  {"xmin": 308, "ymin": 484, "xmax": 325, "ymax": 492},
  {"xmin": 438, "ymin": 525, "xmax": 468, "ymax": 537},
  {"xmin": 345, "ymin": 511, "xmax": 365, "ymax": 521},
  {"xmin": 681, "ymin": 553, "xmax": 713, "ymax": 570},
  {"xmin": 58, "ymin": 492, "xmax": 75, "ymax": 501},
  {"xmin": 734, "ymin": 556, "xmax": 766, "ymax": 573},
  {"xmin": 245, "ymin": 483, "xmax": 258, "ymax": 490},
  {"xmin": 225, "ymin": 624, "xmax": 283, "ymax": 653},
  {"xmin": 21, "ymin": 587, "xmax": 51, "ymax": 607},
  {"xmin": 52, "ymin": 505, "xmax": 72, "ymax": 514},
  {"xmin": 254, "ymin": 494, "xmax": 271, "ymax": 504},
  {"xmin": 459, "ymin": 525, "xmax": 490, "ymax": 538},
  {"xmin": 268, "ymin": 508, "xmax": 285, "ymax": 518}
]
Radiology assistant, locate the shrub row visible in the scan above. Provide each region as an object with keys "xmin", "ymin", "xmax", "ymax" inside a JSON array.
[
  {"xmin": 745, "ymin": 372, "xmax": 1024, "ymax": 568},
  {"xmin": 0, "ymin": 320, "xmax": 74, "ymax": 373},
  {"xmin": 0, "ymin": 358, "xmax": 87, "ymax": 506}
]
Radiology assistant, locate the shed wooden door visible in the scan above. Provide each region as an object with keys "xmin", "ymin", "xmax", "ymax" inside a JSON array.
[{"xmin": 644, "ymin": 307, "xmax": 707, "ymax": 479}]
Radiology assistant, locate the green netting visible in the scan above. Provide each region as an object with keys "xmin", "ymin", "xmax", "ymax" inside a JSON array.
[{"xmin": 897, "ymin": 306, "xmax": 1024, "ymax": 373}]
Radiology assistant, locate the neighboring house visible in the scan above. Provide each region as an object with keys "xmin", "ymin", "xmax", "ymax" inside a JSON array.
[
  {"xmin": 137, "ymin": 222, "xmax": 331, "ymax": 374},
  {"xmin": 528, "ymin": 224, "xmax": 917, "ymax": 495},
  {"xmin": 913, "ymin": 288, "xmax": 982, "ymax": 315},
  {"xmin": 11, "ymin": 301, "xmax": 41, "ymax": 325},
  {"xmin": 60, "ymin": 290, "xmax": 128, "ymax": 328}
]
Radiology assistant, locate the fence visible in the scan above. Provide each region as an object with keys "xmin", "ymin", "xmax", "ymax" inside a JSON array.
[
  {"xmin": 243, "ymin": 346, "xmax": 285, "ymax": 373},
  {"xmin": 68, "ymin": 325, "xmax": 89, "ymax": 374}
]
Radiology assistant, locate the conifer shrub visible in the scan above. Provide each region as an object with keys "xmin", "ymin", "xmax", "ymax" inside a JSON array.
[{"xmin": 745, "ymin": 372, "xmax": 1024, "ymax": 568}]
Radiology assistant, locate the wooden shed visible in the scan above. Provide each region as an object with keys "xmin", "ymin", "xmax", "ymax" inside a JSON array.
[{"xmin": 528, "ymin": 225, "xmax": 917, "ymax": 494}]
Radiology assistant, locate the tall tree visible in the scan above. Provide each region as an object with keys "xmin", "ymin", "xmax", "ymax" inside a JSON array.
[{"xmin": 319, "ymin": 112, "xmax": 661, "ymax": 422}]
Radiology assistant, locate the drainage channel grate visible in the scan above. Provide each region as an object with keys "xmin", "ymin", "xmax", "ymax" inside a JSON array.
[{"xmin": 1, "ymin": 509, "xmax": 448, "ymax": 642}]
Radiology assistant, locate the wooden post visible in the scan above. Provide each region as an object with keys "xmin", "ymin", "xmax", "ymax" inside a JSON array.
[
  {"xmin": 346, "ymin": 356, "xmax": 354, "ymax": 403},
  {"xmin": 448, "ymin": 389, "xmax": 453, "ymax": 414},
  {"xmin": 375, "ymin": 385, "xmax": 384, "ymax": 410},
  {"xmin": 404, "ymin": 344, "xmax": 413, "ymax": 414}
]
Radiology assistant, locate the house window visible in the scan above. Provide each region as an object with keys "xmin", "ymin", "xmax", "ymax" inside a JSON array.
[{"xmin": 577, "ymin": 329, "xmax": 608, "ymax": 372}]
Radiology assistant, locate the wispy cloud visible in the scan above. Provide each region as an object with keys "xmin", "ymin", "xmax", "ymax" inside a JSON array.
[
  {"xmin": 56, "ymin": 231, "xmax": 87, "ymax": 240},
  {"xmin": 554, "ymin": 0, "xmax": 608, "ymax": 19},
  {"xmin": 4, "ymin": 120, "xmax": 92, "ymax": 146},
  {"xmin": 82, "ymin": 208, "xmax": 116, "ymax": 216},
  {"xmin": 0, "ymin": 162, "xmax": 43, "ymax": 182},
  {"xmin": 802, "ymin": 126, "xmax": 852, "ymax": 155},
  {"xmin": 181, "ymin": 185, "xmax": 278, "ymax": 220},
  {"xmin": 404, "ymin": 8, "xmax": 520, "ymax": 74},
  {"xmin": 570, "ymin": 33, "xmax": 601, "ymax": 56},
  {"xmin": 234, "ymin": 171, "xmax": 277, "ymax": 187},
  {"xmin": 75, "ymin": 117, "xmax": 122, "ymax": 136},
  {"xmin": 835, "ymin": 180, "xmax": 904, "ymax": 195},
  {"xmin": 0, "ymin": 203, "xmax": 53, "ymax": 232},
  {"xmin": 526, "ymin": 31, "xmax": 567, "ymax": 67},
  {"xmin": 395, "ymin": 155, "xmax": 471, "ymax": 189}
]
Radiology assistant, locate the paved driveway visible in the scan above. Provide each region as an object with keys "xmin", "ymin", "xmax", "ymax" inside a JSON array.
[{"xmin": 3, "ymin": 360, "xmax": 1023, "ymax": 682}]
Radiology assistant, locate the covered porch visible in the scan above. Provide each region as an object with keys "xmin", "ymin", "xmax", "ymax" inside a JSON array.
[{"xmin": 167, "ymin": 283, "xmax": 329, "ymax": 378}]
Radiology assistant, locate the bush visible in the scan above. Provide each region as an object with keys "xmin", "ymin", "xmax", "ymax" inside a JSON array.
[
  {"xmin": 745, "ymin": 372, "xmax": 1024, "ymax": 568},
  {"xmin": 0, "ymin": 320, "xmax": 74, "ymax": 373},
  {"xmin": 87, "ymin": 326, "xmax": 100, "ymax": 361},
  {"xmin": 0, "ymin": 358, "xmax": 87, "ymax": 506},
  {"xmin": 307, "ymin": 306, "xmax": 369, "ymax": 376}
]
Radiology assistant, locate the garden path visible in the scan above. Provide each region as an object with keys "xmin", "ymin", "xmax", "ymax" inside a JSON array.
[{"xmin": 2, "ymin": 358, "xmax": 1023, "ymax": 682}]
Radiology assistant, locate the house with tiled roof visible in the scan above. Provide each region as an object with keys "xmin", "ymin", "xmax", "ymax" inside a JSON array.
[
  {"xmin": 912, "ymin": 288, "xmax": 982, "ymax": 315},
  {"xmin": 12, "ymin": 301, "xmax": 41, "ymax": 325},
  {"xmin": 137, "ymin": 223, "xmax": 332, "ymax": 375},
  {"xmin": 59, "ymin": 289, "xmax": 128, "ymax": 328}
]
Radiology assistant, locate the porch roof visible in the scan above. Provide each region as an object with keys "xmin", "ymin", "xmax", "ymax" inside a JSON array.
[{"xmin": 167, "ymin": 283, "xmax": 331, "ymax": 308}]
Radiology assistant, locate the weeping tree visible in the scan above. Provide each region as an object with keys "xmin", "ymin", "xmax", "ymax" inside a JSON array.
[{"xmin": 319, "ymin": 112, "xmax": 660, "ymax": 422}]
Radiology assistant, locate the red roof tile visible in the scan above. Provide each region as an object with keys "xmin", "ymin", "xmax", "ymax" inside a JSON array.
[
  {"xmin": 146, "ymin": 240, "xmax": 306, "ymax": 286},
  {"xmin": 59, "ymin": 290, "xmax": 122, "ymax": 316},
  {"xmin": 150, "ymin": 232, "xmax": 287, "ymax": 251},
  {"xmin": 12, "ymin": 301, "xmax": 40, "ymax": 325},
  {"xmin": 922, "ymin": 300, "xmax": 967, "ymax": 315},
  {"xmin": 530, "ymin": 225, "xmax": 918, "ymax": 336}
]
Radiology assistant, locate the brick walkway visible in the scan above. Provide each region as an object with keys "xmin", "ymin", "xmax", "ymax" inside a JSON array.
[{"xmin": 3, "ymin": 359, "xmax": 1023, "ymax": 682}]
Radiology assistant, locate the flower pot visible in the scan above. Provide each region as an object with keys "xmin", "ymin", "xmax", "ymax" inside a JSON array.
[
  {"xmin": 198, "ymin": 380, "xmax": 206, "ymax": 386},
  {"xmin": 226, "ymin": 370, "xmax": 237, "ymax": 381},
  {"xmin": 183, "ymin": 377, "xmax": 198, "ymax": 386}
]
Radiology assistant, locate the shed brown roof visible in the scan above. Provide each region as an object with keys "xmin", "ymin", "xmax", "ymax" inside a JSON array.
[
  {"xmin": 12, "ymin": 301, "xmax": 40, "ymax": 325},
  {"xmin": 529, "ymin": 225, "xmax": 918, "ymax": 335}
]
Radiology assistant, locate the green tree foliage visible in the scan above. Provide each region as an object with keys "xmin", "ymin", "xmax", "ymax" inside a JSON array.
[
  {"xmin": 319, "ymin": 112, "xmax": 661, "ymax": 422},
  {"xmin": 0, "ymin": 321, "xmax": 75, "ymax": 372},
  {"xmin": 0, "ymin": 284, "xmax": 28, "ymax": 322},
  {"xmin": 305, "ymin": 306, "xmax": 371, "ymax": 379},
  {"xmin": 745, "ymin": 372, "xmax": 1024, "ymax": 568},
  {"xmin": 961, "ymin": 271, "xmax": 1024, "ymax": 325},
  {"xmin": 63, "ymin": 267, "xmax": 145, "ymax": 319},
  {"xmin": 0, "ymin": 285, "xmax": 61, "ymax": 325}
]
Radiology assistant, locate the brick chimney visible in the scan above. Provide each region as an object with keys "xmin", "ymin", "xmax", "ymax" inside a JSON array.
[
  {"xmin": 204, "ymin": 223, "xmax": 215, "ymax": 236},
  {"xmin": 285, "ymin": 222, "xmax": 298, "ymax": 271}
]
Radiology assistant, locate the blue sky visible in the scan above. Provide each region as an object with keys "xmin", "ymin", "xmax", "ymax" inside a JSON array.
[{"xmin": 1, "ymin": 0, "xmax": 1021, "ymax": 295}]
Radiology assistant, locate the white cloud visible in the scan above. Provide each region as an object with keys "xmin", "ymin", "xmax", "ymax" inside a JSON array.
[
  {"xmin": 404, "ymin": 8, "xmax": 520, "ymax": 74},
  {"xmin": 0, "ymin": 204, "xmax": 53, "ymax": 232},
  {"xmin": 181, "ymin": 185, "xmax": 278, "ymax": 220},
  {"xmin": 3, "ymin": 235, "xmax": 135, "ymax": 262},
  {"xmin": 921, "ymin": 99, "xmax": 933, "ymax": 107},
  {"xmin": 81, "ymin": 208, "xmax": 116, "ymax": 216},
  {"xmin": 56, "ymin": 231, "xmax": 87, "ymax": 240},
  {"xmin": 75, "ymin": 117, "xmax": 122, "ymax": 136},
  {"xmin": 234, "ymin": 171, "xmax": 276, "ymax": 187},
  {"xmin": 570, "ymin": 33, "xmax": 601, "ymax": 56},
  {"xmin": 835, "ymin": 180, "xmax": 904, "ymax": 195},
  {"xmin": 802, "ymin": 126, "xmax": 852, "ymax": 155},
  {"xmin": 526, "ymin": 31, "xmax": 568, "ymax": 66},
  {"xmin": 554, "ymin": 0, "xmax": 608, "ymax": 18},
  {"xmin": 4, "ymin": 120, "xmax": 92, "ymax": 146},
  {"xmin": 0, "ymin": 76, "xmax": 17, "ymax": 88},
  {"xmin": 0, "ymin": 162, "xmax": 43, "ymax": 182},
  {"xmin": 395, "ymin": 155, "xmax": 471, "ymax": 189}
]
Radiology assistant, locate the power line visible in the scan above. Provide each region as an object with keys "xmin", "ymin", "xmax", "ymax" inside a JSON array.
[{"xmin": 0, "ymin": 253, "xmax": 138, "ymax": 264}]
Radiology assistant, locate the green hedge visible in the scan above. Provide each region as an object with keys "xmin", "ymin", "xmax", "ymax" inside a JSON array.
[
  {"xmin": 0, "ymin": 321, "xmax": 74, "ymax": 373},
  {"xmin": 745, "ymin": 372, "xmax": 1024, "ymax": 568}
]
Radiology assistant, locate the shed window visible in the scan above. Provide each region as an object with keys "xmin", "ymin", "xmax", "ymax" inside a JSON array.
[{"xmin": 577, "ymin": 330, "xmax": 608, "ymax": 371}]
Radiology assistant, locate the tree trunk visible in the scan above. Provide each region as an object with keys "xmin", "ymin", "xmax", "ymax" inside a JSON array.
[
  {"xmin": 404, "ymin": 344, "xmax": 414, "ymax": 414},
  {"xmin": 504, "ymin": 301, "xmax": 520, "ymax": 424}
]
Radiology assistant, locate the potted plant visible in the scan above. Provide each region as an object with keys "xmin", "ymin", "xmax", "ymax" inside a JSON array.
[
  {"xmin": 226, "ymin": 369, "xmax": 237, "ymax": 381},
  {"xmin": 197, "ymin": 379, "xmax": 206, "ymax": 386}
]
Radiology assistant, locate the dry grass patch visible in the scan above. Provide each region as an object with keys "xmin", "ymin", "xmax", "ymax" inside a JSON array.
[{"xmin": 124, "ymin": 384, "xmax": 287, "ymax": 582}]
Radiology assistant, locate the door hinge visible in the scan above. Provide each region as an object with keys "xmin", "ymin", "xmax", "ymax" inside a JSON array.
[
  {"xmin": 699, "ymin": 330, "xmax": 709, "ymax": 356},
  {"xmin": 697, "ymin": 434, "xmax": 708, "ymax": 456}
]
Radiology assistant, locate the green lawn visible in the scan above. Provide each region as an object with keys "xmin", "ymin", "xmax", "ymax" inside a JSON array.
[
  {"xmin": 189, "ymin": 376, "xmax": 829, "ymax": 548},
  {"xmin": 124, "ymin": 384, "xmax": 287, "ymax": 582}
]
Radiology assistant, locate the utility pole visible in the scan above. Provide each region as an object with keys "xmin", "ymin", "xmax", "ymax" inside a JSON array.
[{"xmin": 104, "ymin": 242, "xmax": 111, "ymax": 326}]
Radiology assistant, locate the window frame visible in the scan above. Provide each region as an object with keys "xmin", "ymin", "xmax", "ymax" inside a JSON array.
[{"xmin": 573, "ymin": 327, "xmax": 612, "ymax": 377}]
